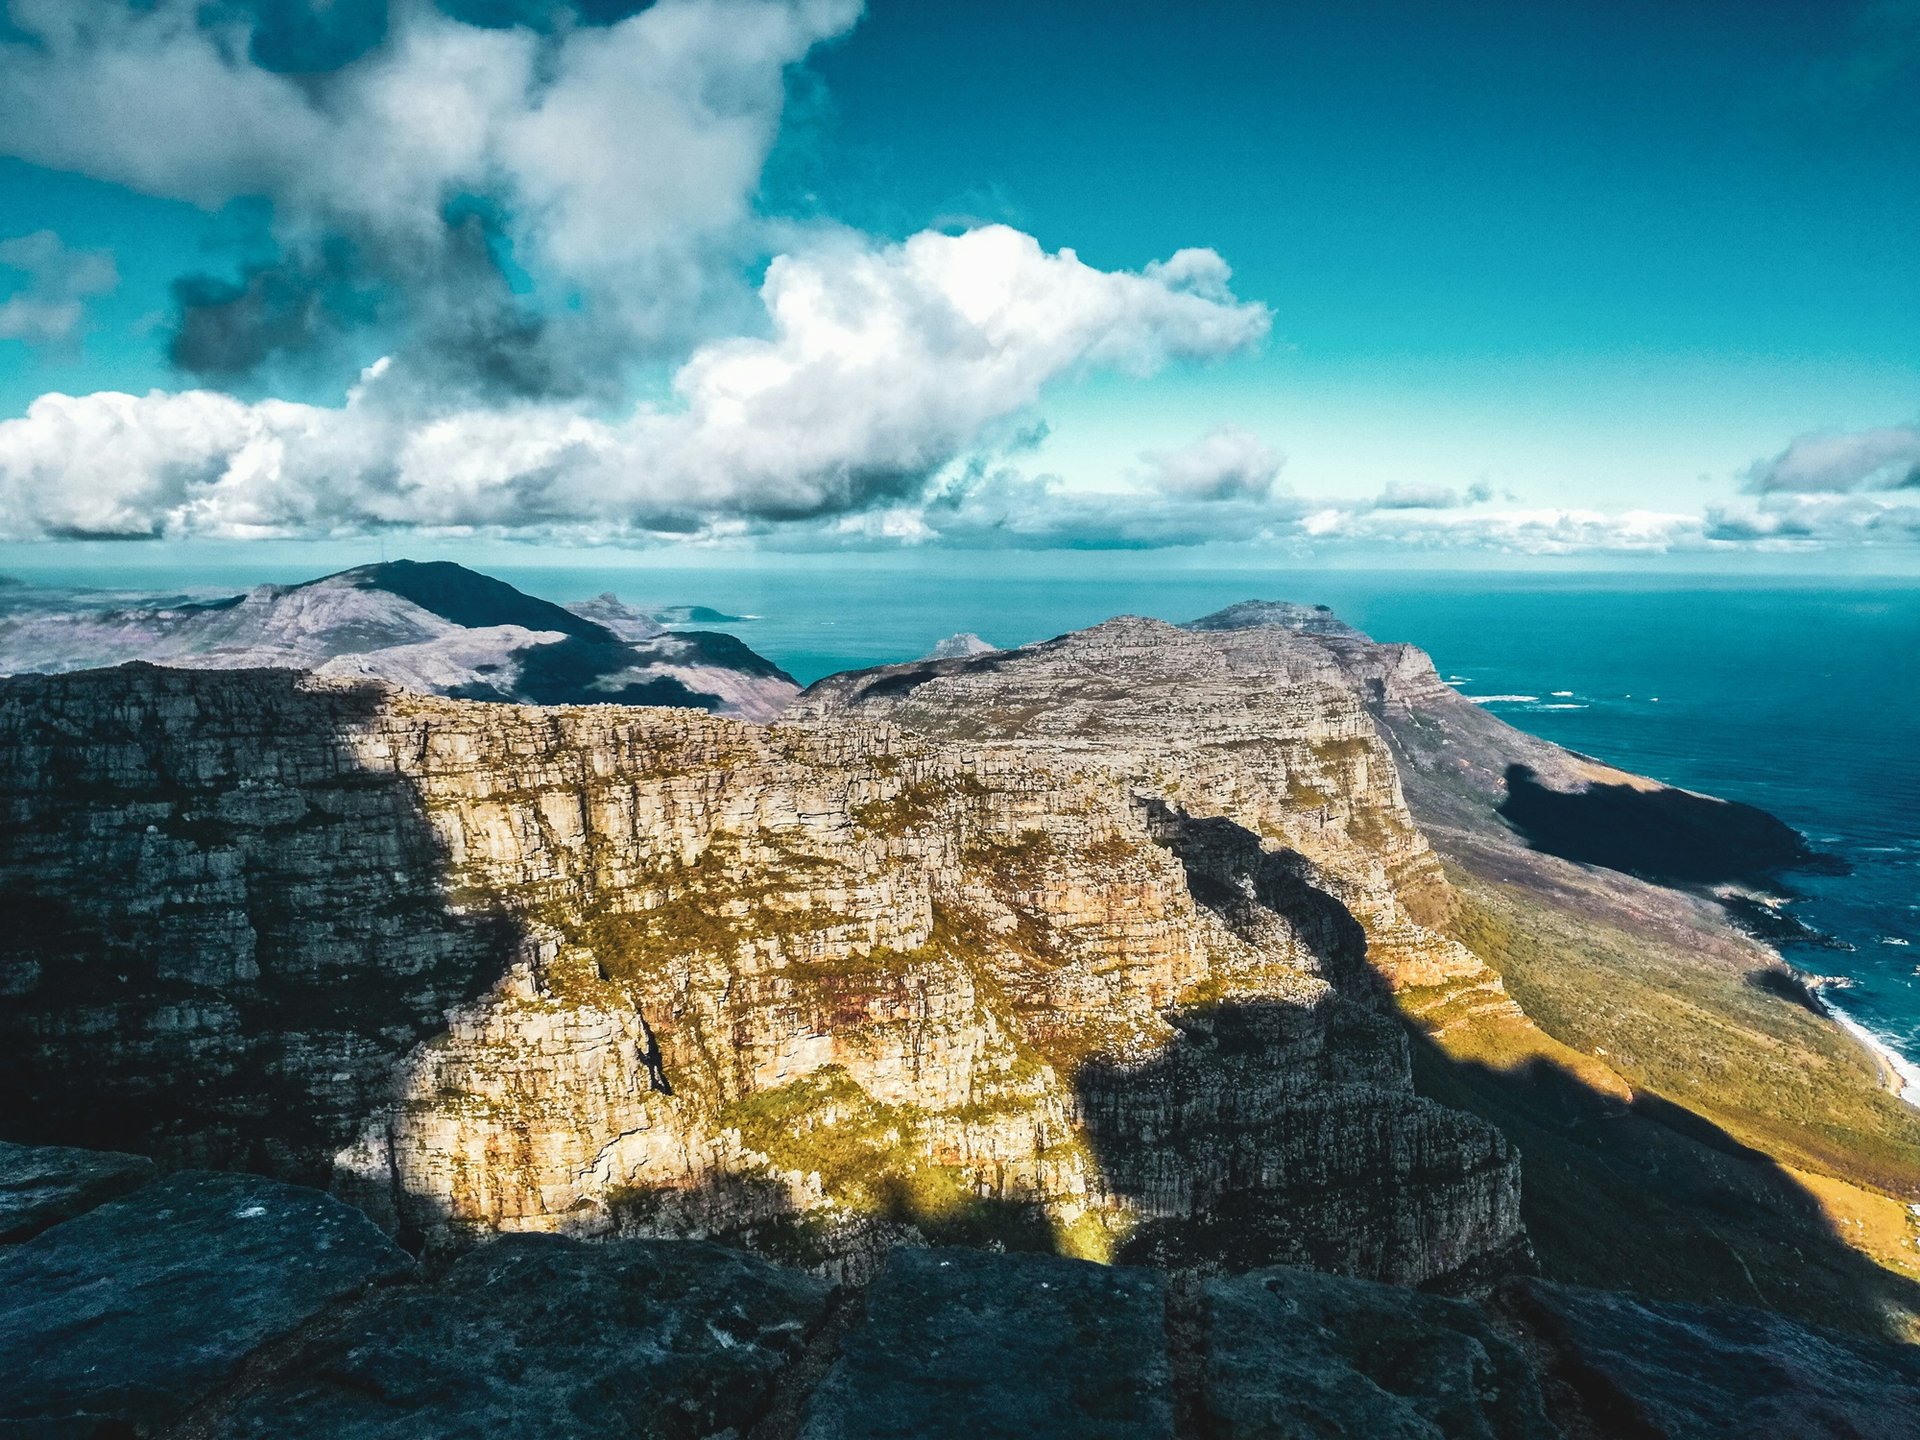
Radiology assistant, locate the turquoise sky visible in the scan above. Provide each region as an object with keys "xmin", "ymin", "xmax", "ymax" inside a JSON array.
[
  {"xmin": 1, "ymin": 0, "xmax": 1916, "ymax": 567},
  {"xmin": 789, "ymin": 1, "xmax": 1920, "ymax": 509}
]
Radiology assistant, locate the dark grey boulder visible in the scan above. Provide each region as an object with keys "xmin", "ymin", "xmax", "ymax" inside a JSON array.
[
  {"xmin": 0, "ymin": 1140, "xmax": 155, "ymax": 1243},
  {"xmin": 0, "ymin": 1170, "xmax": 412, "ymax": 1435},
  {"xmin": 1203, "ymin": 1265, "xmax": 1557, "ymax": 1439},
  {"xmin": 1505, "ymin": 1279, "xmax": 1920, "ymax": 1440},
  {"xmin": 797, "ymin": 1246, "xmax": 1174, "ymax": 1440},
  {"xmin": 216, "ymin": 1233, "xmax": 832, "ymax": 1439}
]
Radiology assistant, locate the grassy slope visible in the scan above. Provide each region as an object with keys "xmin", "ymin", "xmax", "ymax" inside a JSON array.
[{"xmin": 1414, "ymin": 864, "xmax": 1920, "ymax": 1339}]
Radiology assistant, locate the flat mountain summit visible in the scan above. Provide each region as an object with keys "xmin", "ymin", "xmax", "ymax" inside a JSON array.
[
  {"xmin": 0, "ymin": 559, "xmax": 797, "ymax": 720},
  {"xmin": 1186, "ymin": 598, "xmax": 1369, "ymax": 639}
]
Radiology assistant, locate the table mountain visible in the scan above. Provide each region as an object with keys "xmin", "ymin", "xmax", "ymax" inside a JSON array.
[{"xmin": 2, "ymin": 598, "xmax": 1917, "ymax": 1346}]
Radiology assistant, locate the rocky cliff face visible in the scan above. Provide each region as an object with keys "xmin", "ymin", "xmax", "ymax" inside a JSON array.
[
  {"xmin": 0, "ymin": 659, "xmax": 1520, "ymax": 1284},
  {"xmin": 792, "ymin": 614, "xmax": 1515, "ymax": 1025}
]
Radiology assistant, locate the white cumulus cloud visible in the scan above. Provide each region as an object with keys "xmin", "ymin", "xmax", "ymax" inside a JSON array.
[
  {"xmin": 0, "ymin": 226, "xmax": 1270, "ymax": 539},
  {"xmin": 0, "ymin": 0, "xmax": 863, "ymax": 385},
  {"xmin": 1368, "ymin": 482, "xmax": 1472, "ymax": 511},
  {"xmin": 1138, "ymin": 426, "xmax": 1283, "ymax": 500},
  {"xmin": 1299, "ymin": 504, "xmax": 1708, "ymax": 555},
  {"xmin": 0, "ymin": 230, "xmax": 118, "ymax": 348}
]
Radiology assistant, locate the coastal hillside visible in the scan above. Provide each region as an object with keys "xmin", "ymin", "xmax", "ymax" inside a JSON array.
[
  {"xmin": 0, "ymin": 598, "xmax": 1915, "ymax": 1388},
  {"xmin": 0, "ymin": 561, "xmax": 797, "ymax": 720},
  {"xmin": 797, "ymin": 601, "xmax": 1920, "ymax": 1336}
]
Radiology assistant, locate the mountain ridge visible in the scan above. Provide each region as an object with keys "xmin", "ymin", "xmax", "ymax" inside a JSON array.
[
  {"xmin": 0, "ymin": 559, "xmax": 798, "ymax": 720},
  {"xmin": 1, "ymin": 581, "xmax": 1916, "ymax": 1413}
]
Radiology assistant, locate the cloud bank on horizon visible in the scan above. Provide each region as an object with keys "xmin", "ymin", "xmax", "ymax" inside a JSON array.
[{"xmin": 0, "ymin": 0, "xmax": 1914, "ymax": 558}]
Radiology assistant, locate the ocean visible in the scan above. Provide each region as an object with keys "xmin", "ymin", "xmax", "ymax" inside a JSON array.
[
  {"xmin": 8, "ymin": 557, "xmax": 1919, "ymax": 1074},
  {"xmin": 492, "ymin": 564, "xmax": 1920, "ymax": 1073}
]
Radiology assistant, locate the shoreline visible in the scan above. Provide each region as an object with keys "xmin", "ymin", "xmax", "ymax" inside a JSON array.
[{"xmin": 1805, "ymin": 982, "xmax": 1920, "ymax": 1108}]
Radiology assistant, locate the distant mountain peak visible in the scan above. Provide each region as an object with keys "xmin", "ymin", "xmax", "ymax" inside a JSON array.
[
  {"xmin": 1185, "ymin": 600, "xmax": 1365, "ymax": 639},
  {"xmin": 318, "ymin": 560, "xmax": 607, "ymax": 642},
  {"xmin": 925, "ymin": 632, "xmax": 999, "ymax": 660},
  {"xmin": 0, "ymin": 560, "xmax": 799, "ymax": 720}
]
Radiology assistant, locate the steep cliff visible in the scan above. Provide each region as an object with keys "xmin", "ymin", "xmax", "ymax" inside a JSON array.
[
  {"xmin": 795, "ymin": 603, "xmax": 1920, "ymax": 1337},
  {"xmin": 792, "ymin": 614, "xmax": 1511, "ymax": 1020},
  {"xmin": 0, "ymin": 662, "xmax": 1520, "ymax": 1284},
  {"xmin": 6, "ymin": 595, "xmax": 1916, "ymax": 1339}
]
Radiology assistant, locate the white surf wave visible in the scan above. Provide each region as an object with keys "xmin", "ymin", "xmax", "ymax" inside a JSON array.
[{"xmin": 1808, "ymin": 986, "xmax": 1920, "ymax": 1108}]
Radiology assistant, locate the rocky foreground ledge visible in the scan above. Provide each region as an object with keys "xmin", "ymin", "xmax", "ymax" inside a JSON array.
[{"xmin": 3, "ymin": 1142, "xmax": 1916, "ymax": 1440}]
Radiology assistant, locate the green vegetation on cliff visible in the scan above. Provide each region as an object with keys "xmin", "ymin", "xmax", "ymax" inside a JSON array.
[{"xmin": 1422, "ymin": 871, "xmax": 1920, "ymax": 1340}]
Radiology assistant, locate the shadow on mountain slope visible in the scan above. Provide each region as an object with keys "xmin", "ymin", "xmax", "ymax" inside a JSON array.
[
  {"xmin": 591, "ymin": 798, "xmax": 1920, "ymax": 1338},
  {"xmin": 339, "ymin": 559, "xmax": 607, "ymax": 639},
  {"xmin": 0, "ymin": 666, "xmax": 525, "ymax": 1185},
  {"xmin": 1747, "ymin": 966, "xmax": 1828, "ymax": 1015},
  {"xmin": 1496, "ymin": 763, "xmax": 1833, "ymax": 885},
  {"xmin": 607, "ymin": 1171, "xmax": 1067, "ymax": 1282},
  {"xmin": 1409, "ymin": 1037, "xmax": 1920, "ymax": 1342},
  {"xmin": 1074, "ymin": 994, "xmax": 1526, "ymax": 1285},
  {"xmin": 1082, "ymin": 804, "xmax": 1920, "ymax": 1339},
  {"xmin": 4, "ymin": 668, "xmax": 1915, "ymax": 1342}
]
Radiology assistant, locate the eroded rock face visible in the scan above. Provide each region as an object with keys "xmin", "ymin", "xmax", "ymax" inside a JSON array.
[
  {"xmin": 0, "ymin": 1170, "xmax": 412, "ymax": 1436},
  {"xmin": 797, "ymin": 1247, "xmax": 1175, "ymax": 1440},
  {"xmin": 1203, "ymin": 1266, "xmax": 1556, "ymax": 1439},
  {"xmin": 0, "ymin": 667, "xmax": 520, "ymax": 1182},
  {"xmin": 792, "ymin": 615, "xmax": 1513, "ymax": 1018},
  {"xmin": 0, "ymin": 1138, "xmax": 154, "ymax": 1243},
  {"xmin": 0, "ymin": 662, "xmax": 1521, "ymax": 1283},
  {"xmin": 6, "ymin": 1146, "xmax": 1912, "ymax": 1440},
  {"xmin": 1498, "ymin": 1280, "xmax": 1920, "ymax": 1440},
  {"xmin": 217, "ymin": 1234, "xmax": 832, "ymax": 1440}
]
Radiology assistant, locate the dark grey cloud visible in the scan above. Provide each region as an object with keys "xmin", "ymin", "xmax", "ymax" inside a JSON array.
[
  {"xmin": 1706, "ymin": 493, "xmax": 1920, "ymax": 546},
  {"xmin": 908, "ymin": 463, "xmax": 1308, "ymax": 551},
  {"xmin": 203, "ymin": 0, "xmax": 657, "ymax": 75},
  {"xmin": 1744, "ymin": 424, "xmax": 1920, "ymax": 493},
  {"xmin": 210, "ymin": 0, "xmax": 391, "ymax": 73},
  {"xmin": 168, "ymin": 240, "xmax": 376, "ymax": 378},
  {"xmin": 2, "ymin": 0, "xmax": 867, "ymax": 402},
  {"xmin": 166, "ymin": 240, "xmax": 593, "ymax": 404},
  {"xmin": 1370, "ymin": 482, "xmax": 1468, "ymax": 510},
  {"xmin": 439, "ymin": 0, "xmax": 655, "ymax": 29},
  {"xmin": 1702, "ymin": 511, "xmax": 1816, "ymax": 543}
]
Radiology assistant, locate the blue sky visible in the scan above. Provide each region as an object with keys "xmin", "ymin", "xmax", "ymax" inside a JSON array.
[{"xmin": 1, "ymin": 0, "xmax": 1916, "ymax": 568}]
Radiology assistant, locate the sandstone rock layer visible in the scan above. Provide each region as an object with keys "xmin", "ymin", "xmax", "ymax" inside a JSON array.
[{"xmin": 1, "ymin": 661, "xmax": 1519, "ymax": 1282}]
